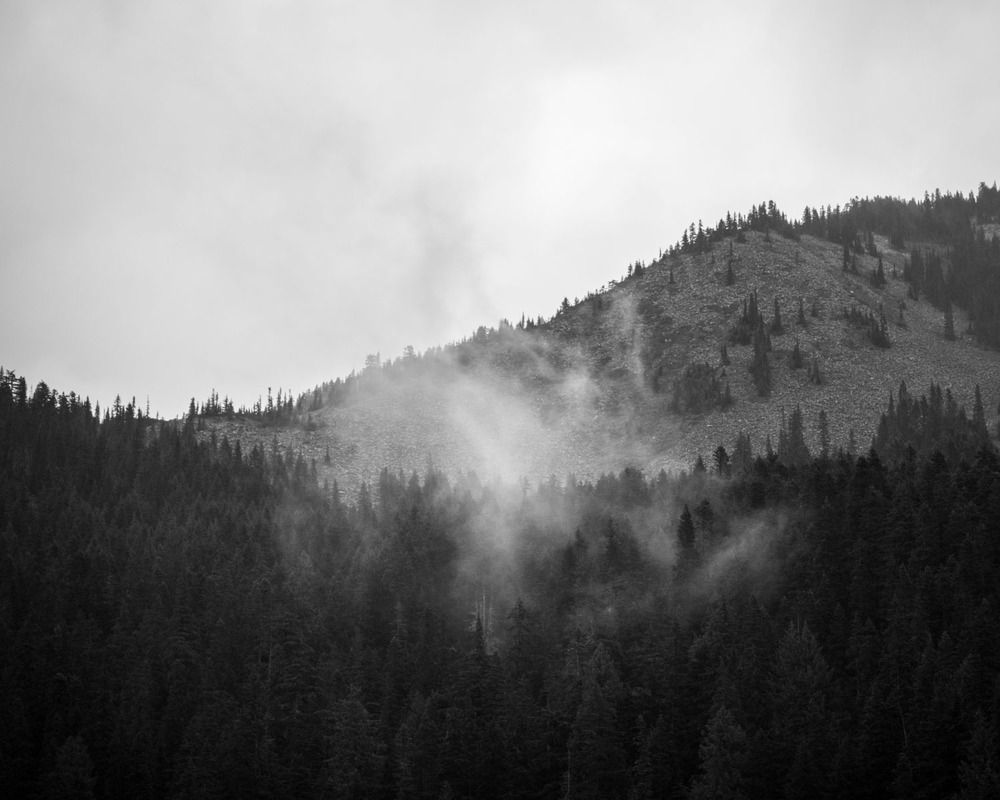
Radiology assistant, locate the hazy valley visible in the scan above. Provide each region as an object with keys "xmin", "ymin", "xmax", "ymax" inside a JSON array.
[{"xmin": 6, "ymin": 186, "xmax": 1000, "ymax": 799}]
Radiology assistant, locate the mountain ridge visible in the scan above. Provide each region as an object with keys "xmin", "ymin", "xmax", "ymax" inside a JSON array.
[{"xmin": 195, "ymin": 196, "xmax": 1000, "ymax": 494}]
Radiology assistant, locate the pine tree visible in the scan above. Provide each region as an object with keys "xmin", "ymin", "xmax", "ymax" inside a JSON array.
[
  {"xmin": 972, "ymin": 384, "xmax": 988, "ymax": 442},
  {"xmin": 944, "ymin": 300, "xmax": 956, "ymax": 340},
  {"xmin": 809, "ymin": 355, "xmax": 823, "ymax": 385},
  {"xmin": 786, "ymin": 405, "xmax": 810, "ymax": 466},
  {"xmin": 688, "ymin": 707, "xmax": 747, "ymax": 800},
  {"xmin": 675, "ymin": 505, "xmax": 699, "ymax": 579},
  {"xmin": 817, "ymin": 409, "xmax": 831, "ymax": 460},
  {"xmin": 713, "ymin": 445, "xmax": 730, "ymax": 476},
  {"xmin": 790, "ymin": 340, "xmax": 803, "ymax": 370},
  {"xmin": 956, "ymin": 711, "xmax": 1000, "ymax": 799},
  {"xmin": 732, "ymin": 431, "xmax": 753, "ymax": 474},
  {"xmin": 750, "ymin": 323, "xmax": 771, "ymax": 396},
  {"xmin": 771, "ymin": 298, "xmax": 784, "ymax": 334}
]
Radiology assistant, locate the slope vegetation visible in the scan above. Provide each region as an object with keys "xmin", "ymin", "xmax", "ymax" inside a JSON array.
[{"xmin": 202, "ymin": 228, "xmax": 1000, "ymax": 493}]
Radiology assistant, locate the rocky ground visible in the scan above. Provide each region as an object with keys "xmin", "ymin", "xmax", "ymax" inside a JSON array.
[{"xmin": 202, "ymin": 230, "xmax": 1000, "ymax": 496}]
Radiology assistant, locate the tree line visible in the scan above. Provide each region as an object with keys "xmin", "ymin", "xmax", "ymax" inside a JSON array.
[{"xmin": 3, "ymin": 368, "xmax": 1000, "ymax": 798}]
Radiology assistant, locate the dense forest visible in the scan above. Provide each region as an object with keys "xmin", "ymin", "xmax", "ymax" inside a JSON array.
[{"xmin": 3, "ymin": 367, "xmax": 1000, "ymax": 799}]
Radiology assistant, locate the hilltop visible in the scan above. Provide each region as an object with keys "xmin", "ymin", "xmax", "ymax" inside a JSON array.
[{"xmin": 197, "ymin": 190, "xmax": 1000, "ymax": 493}]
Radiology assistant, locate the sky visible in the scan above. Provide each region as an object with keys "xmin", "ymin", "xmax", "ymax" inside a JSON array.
[{"xmin": 1, "ymin": 0, "xmax": 998, "ymax": 418}]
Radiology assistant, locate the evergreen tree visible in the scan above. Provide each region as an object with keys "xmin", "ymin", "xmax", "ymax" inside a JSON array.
[
  {"xmin": 750, "ymin": 323, "xmax": 771, "ymax": 396},
  {"xmin": 675, "ymin": 505, "xmax": 698, "ymax": 578},
  {"xmin": 713, "ymin": 445, "xmax": 730, "ymax": 477},
  {"xmin": 771, "ymin": 298, "xmax": 784, "ymax": 334},
  {"xmin": 790, "ymin": 340, "xmax": 803, "ymax": 370},
  {"xmin": 817, "ymin": 409, "xmax": 831, "ymax": 460},
  {"xmin": 732, "ymin": 432, "xmax": 753, "ymax": 474},
  {"xmin": 809, "ymin": 355, "xmax": 823, "ymax": 385},
  {"xmin": 688, "ymin": 707, "xmax": 747, "ymax": 800},
  {"xmin": 785, "ymin": 405, "xmax": 810, "ymax": 467}
]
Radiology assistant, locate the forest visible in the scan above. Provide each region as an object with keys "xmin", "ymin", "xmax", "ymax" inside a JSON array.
[{"xmin": 3, "ymin": 368, "xmax": 1000, "ymax": 799}]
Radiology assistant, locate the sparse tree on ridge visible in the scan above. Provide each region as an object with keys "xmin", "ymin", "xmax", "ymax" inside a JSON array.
[
  {"xmin": 790, "ymin": 340, "xmax": 804, "ymax": 369},
  {"xmin": 750, "ymin": 323, "xmax": 771, "ymax": 396},
  {"xmin": 771, "ymin": 298, "xmax": 784, "ymax": 334}
]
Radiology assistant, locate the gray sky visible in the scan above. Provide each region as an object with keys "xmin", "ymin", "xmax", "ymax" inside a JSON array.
[{"xmin": 2, "ymin": 0, "xmax": 997, "ymax": 417}]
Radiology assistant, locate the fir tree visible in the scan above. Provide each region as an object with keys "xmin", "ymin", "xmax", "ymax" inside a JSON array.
[
  {"xmin": 675, "ymin": 505, "xmax": 699, "ymax": 578},
  {"xmin": 771, "ymin": 298, "xmax": 784, "ymax": 334},
  {"xmin": 732, "ymin": 431, "xmax": 753, "ymax": 474},
  {"xmin": 817, "ymin": 408, "xmax": 831, "ymax": 460},
  {"xmin": 750, "ymin": 323, "xmax": 771, "ymax": 396},
  {"xmin": 713, "ymin": 445, "xmax": 730, "ymax": 476},
  {"xmin": 790, "ymin": 340, "xmax": 803, "ymax": 369},
  {"xmin": 809, "ymin": 355, "xmax": 823, "ymax": 385},
  {"xmin": 786, "ymin": 405, "xmax": 810, "ymax": 466},
  {"xmin": 944, "ymin": 300, "xmax": 956, "ymax": 341}
]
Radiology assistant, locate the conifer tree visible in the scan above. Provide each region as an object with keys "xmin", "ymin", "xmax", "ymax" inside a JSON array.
[
  {"xmin": 809, "ymin": 355, "xmax": 823, "ymax": 385},
  {"xmin": 972, "ymin": 384, "xmax": 988, "ymax": 441},
  {"xmin": 817, "ymin": 409, "xmax": 831, "ymax": 460},
  {"xmin": 675, "ymin": 505, "xmax": 700, "ymax": 580},
  {"xmin": 688, "ymin": 707, "xmax": 747, "ymax": 800},
  {"xmin": 750, "ymin": 323, "xmax": 771, "ymax": 396},
  {"xmin": 731, "ymin": 431, "xmax": 753, "ymax": 474},
  {"xmin": 771, "ymin": 298, "xmax": 784, "ymax": 334},
  {"xmin": 786, "ymin": 405, "xmax": 810, "ymax": 466},
  {"xmin": 790, "ymin": 340, "xmax": 803, "ymax": 369},
  {"xmin": 713, "ymin": 445, "xmax": 730, "ymax": 476}
]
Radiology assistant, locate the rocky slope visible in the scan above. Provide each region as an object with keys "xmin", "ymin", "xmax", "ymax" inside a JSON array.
[{"xmin": 202, "ymin": 229, "xmax": 1000, "ymax": 494}]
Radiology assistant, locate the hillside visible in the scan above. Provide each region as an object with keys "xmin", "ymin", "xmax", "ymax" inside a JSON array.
[{"xmin": 200, "ymin": 226, "xmax": 1000, "ymax": 494}]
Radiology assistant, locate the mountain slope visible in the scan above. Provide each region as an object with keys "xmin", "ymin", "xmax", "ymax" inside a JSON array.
[{"xmin": 201, "ymin": 227, "xmax": 1000, "ymax": 493}]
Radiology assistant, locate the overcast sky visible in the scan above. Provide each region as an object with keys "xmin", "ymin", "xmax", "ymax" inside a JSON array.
[{"xmin": 2, "ymin": 0, "xmax": 997, "ymax": 417}]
